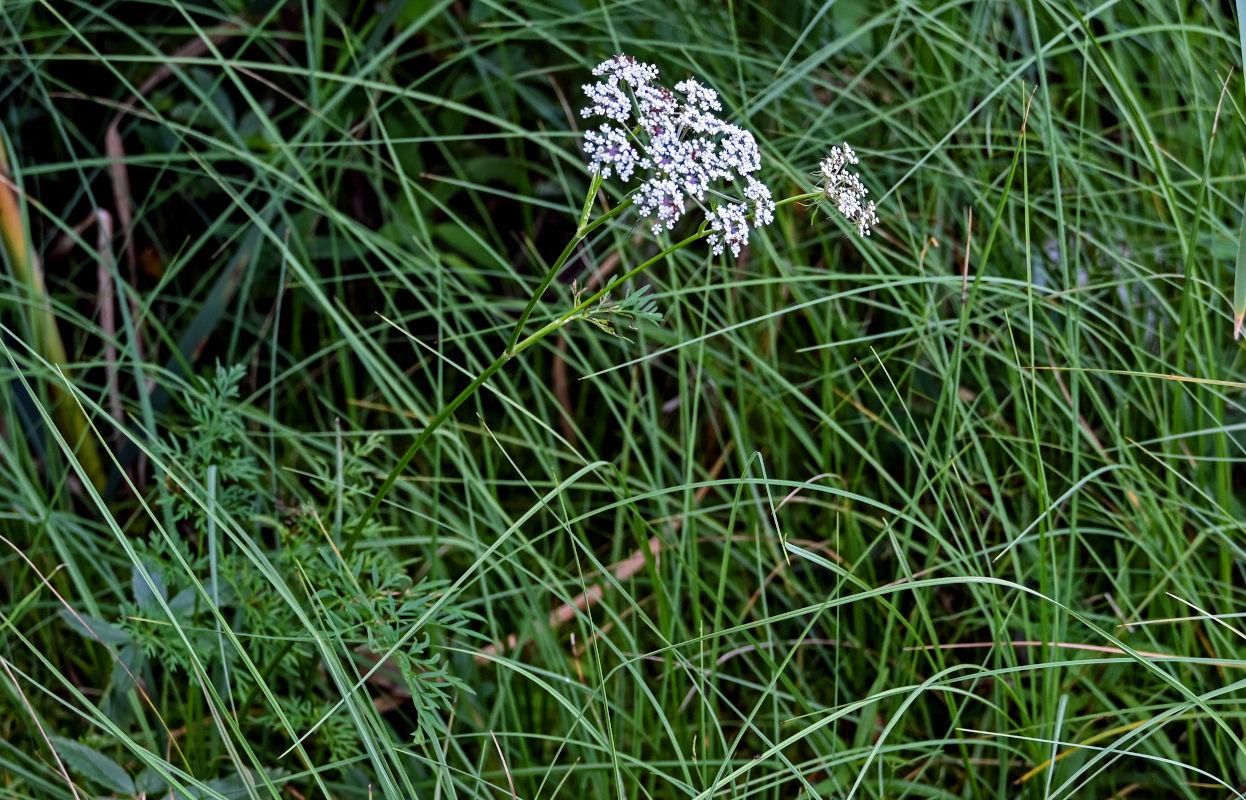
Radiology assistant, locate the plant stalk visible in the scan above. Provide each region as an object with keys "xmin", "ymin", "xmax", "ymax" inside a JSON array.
[{"xmin": 350, "ymin": 184, "xmax": 631, "ymax": 549}]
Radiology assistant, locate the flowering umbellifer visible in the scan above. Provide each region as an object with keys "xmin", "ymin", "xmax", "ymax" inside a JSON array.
[
  {"xmin": 580, "ymin": 55, "xmax": 776, "ymax": 258},
  {"xmin": 355, "ymin": 58, "xmax": 882, "ymax": 536}
]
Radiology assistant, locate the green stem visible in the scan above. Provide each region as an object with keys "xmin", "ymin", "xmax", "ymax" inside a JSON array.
[
  {"xmin": 347, "ymin": 350, "xmax": 512, "ymax": 552},
  {"xmin": 782, "ymin": 191, "xmax": 821, "ymax": 207},
  {"xmin": 504, "ymin": 179, "xmax": 631, "ymax": 355},
  {"xmin": 350, "ymin": 188, "xmax": 798, "ymax": 550},
  {"xmin": 511, "ymin": 228, "xmax": 710, "ymax": 356},
  {"xmin": 350, "ymin": 183, "xmax": 630, "ymax": 550}
]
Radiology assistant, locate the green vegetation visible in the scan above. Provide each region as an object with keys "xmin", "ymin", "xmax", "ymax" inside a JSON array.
[{"xmin": 2, "ymin": 1, "xmax": 1245, "ymax": 797}]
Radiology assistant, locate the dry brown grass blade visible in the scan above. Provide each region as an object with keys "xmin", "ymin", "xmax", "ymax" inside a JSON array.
[
  {"xmin": 0, "ymin": 142, "xmax": 106, "ymax": 489},
  {"xmin": 93, "ymin": 211, "xmax": 124, "ymax": 430},
  {"xmin": 490, "ymin": 730, "xmax": 519, "ymax": 800},
  {"xmin": 0, "ymin": 657, "xmax": 83, "ymax": 800},
  {"xmin": 1234, "ymin": 200, "xmax": 1246, "ymax": 339},
  {"xmin": 106, "ymin": 23, "xmax": 239, "ymax": 280},
  {"xmin": 476, "ymin": 535, "xmax": 663, "ymax": 662},
  {"xmin": 480, "ymin": 441, "xmax": 734, "ymax": 665},
  {"xmin": 1044, "ymin": 342, "xmax": 1109, "ymax": 461}
]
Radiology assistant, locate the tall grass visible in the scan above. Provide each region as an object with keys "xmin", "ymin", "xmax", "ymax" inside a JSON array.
[{"xmin": 1, "ymin": 1, "xmax": 1245, "ymax": 798}]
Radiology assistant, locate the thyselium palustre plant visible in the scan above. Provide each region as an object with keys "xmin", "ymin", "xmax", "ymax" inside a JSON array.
[{"xmin": 348, "ymin": 55, "xmax": 877, "ymax": 548}]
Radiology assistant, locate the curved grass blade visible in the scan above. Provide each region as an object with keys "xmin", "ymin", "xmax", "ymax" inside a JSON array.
[
  {"xmin": 0, "ymin": 134, "xmax": 105, "ymax": 489},
  {"xmin": 1235, "ymin": 196, "xmax": 1246, "ymax": 339}
]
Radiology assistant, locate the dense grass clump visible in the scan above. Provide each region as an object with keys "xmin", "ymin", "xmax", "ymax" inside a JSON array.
[{"xmin": 1, "ymin": 1, "xmax": 1245, "ymax": 798}]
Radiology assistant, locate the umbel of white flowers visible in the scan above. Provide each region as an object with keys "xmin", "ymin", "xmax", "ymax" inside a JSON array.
[
  {"xmin": 580, "ymin": 54, "xmax": 775, "ymax": 258},
  {"xmin": 817, "ymin": 143, "xmax": 878, "ymax": 237}
]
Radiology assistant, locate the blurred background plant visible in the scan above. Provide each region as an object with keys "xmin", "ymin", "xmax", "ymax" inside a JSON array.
[{"xmin": 1, "ymin": 1, "xmax": 1245, "ymax": 798}]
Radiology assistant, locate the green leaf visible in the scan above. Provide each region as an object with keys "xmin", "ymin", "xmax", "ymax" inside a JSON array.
[
  {"xmin": 135, "ymin": 764, "xmax": 169, "ymax": 795},
  {"xmin": 57, "ymin": 610, "xmax": 130, "ymax": 646},
  {"xmin": 170, "ymin": 771, "xmax": 267, "ymax": 799},
  {"xmin": 131, "ymin": 561, "xmax": 167, "ymax": 609},
  {"xmin": 48, "ymin": 736, "xmax": 134, "ymax": 794}
]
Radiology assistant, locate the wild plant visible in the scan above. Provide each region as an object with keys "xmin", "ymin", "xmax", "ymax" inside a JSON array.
[{"xmin": 351, "ymin": 54, "xmax": 877, "ymax": 547}]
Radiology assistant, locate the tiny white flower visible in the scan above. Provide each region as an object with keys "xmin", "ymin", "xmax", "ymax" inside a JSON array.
[
  {"xmin": 674, "ymin": 78, "xmax": 722, "ymax": 112},
  {"xmin": 744, "ymin": 178, "xmax": 775, "ymax": 228},
  {"xmin": 705, "ymin": 203, "xmax": 751, "ymax": 257},
  {"xmin": 635, "ymin": 178, "xmax": 685, "ymax": 235},
  {"xmin": 580, "ymin": 81, "xmax": 630, "ymax": 123},
  {"xmin": 583, "ymin": 125, "xmax": 639, "ymax": 181},
  {"xmin": 592, "ymin": 54, "xmax": 659, "ymax": 90},
  {"xmin": 635, "ymin": 83, "xmax": 677, "ymax": 127},
  {"xmin": 855, "ymin": 201, "xmax": 879, "ymax": 236}
]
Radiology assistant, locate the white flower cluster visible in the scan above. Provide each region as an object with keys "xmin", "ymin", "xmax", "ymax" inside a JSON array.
[
  {"xmin": 817, "ymin": 143, "xmax": 878, "ymax": 237},
  {"xmin": 580, "ymin": 55, "xmax": 776, "ymax": 258}
]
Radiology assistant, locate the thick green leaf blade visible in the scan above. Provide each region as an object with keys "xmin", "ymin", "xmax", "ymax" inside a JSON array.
[
  {"xmin": 56, "ymin": 610, "xmax": 130, "ymax": 647},
  {"xmin": 48, "ymin": 736, "xmax": 134, "ymax": 794}
]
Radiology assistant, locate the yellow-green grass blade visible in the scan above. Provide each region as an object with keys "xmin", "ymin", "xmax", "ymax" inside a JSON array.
[{"xmin": 0, "ymin": 134, "xmax": 105, "ymax": 489}]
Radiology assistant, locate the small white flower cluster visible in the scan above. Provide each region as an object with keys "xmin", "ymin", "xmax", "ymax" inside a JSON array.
[
  {"xmin": 580, "ymin": 55, "xmax": 776, "ymax": 258},
  {"xmin": 817, "ymin": 143, "xmax": 878, "ymax": 237}
]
